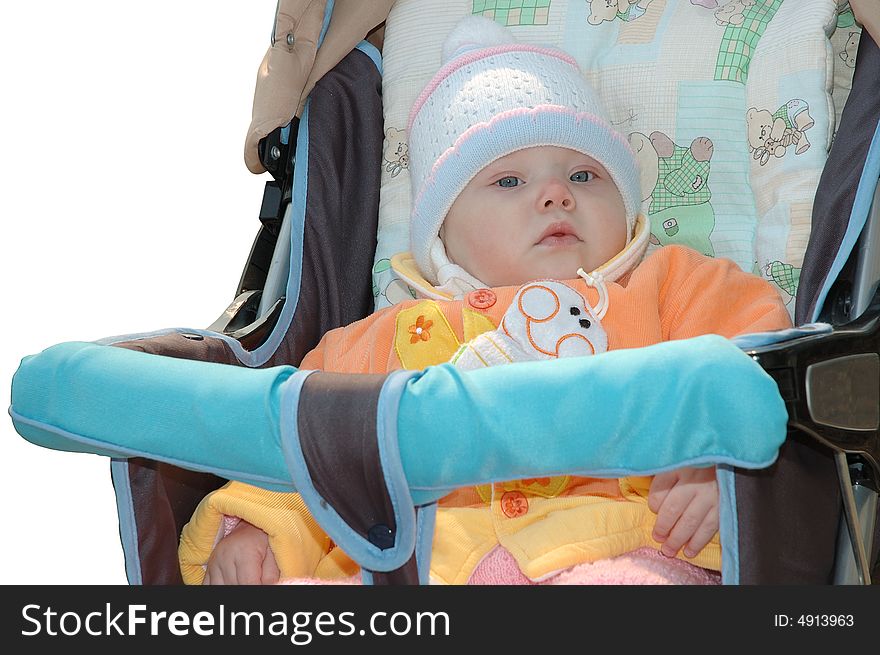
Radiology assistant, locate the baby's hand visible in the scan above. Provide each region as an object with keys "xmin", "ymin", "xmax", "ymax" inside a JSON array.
[
  {"xmin": 203, "ymin": 520, "xmax": 280, "ymax": 585},
  {"xmin": 647, "ymin": 466, "xmax": 719, "ymax": 559}
]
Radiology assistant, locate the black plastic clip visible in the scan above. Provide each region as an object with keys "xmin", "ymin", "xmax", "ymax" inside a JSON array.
[{"xmin": 257, "ymin": 119, "xmax": 298, "ymax": 236}]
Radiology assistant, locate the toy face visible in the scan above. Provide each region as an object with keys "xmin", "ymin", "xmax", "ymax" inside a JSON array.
[{"xmin": 505, "ymin": 280, "xmax": 608, "ymax": 358}]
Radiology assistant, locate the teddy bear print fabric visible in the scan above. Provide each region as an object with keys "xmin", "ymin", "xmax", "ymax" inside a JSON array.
[{"xmin": 377, "ymin": 0, "xmax": 852, "ymax": 318}]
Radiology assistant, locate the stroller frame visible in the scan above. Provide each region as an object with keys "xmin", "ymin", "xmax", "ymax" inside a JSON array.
[{"xmin": 9, "ymin": 0, "xmax": 880, "ymax": 585}]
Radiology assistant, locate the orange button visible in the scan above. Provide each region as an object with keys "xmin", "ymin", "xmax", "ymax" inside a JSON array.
[
  {"xmin": 467, "ymin": 288, "xmax": 497, "ymax": 309},
  {"xmin": 500, "ymin": 490, "xmax": 529, "ymax": 518}
]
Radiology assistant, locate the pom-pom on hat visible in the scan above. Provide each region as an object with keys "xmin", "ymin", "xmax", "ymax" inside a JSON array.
[{"xmin": 407, "ymin": 16, "xmax": 642, "ymax": 295}]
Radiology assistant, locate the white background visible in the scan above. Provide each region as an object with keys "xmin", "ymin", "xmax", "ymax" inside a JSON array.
[{"xmin": 1, "ymin": 1, "xmax": 279, "ymax": 583}]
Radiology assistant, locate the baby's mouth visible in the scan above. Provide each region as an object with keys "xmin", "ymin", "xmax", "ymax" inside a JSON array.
[
  {"xmin": 538, "ymin": 234, "xmax": 581, "ymax": 247},
  {"xmin": 537, "ymin": 222, "xmax": 581, "ymax": 247}
]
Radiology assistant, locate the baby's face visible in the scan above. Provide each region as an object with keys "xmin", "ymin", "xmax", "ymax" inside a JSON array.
[{"xmin": 441, "ymin": 146, "xmax": 628, "ymax": 287}]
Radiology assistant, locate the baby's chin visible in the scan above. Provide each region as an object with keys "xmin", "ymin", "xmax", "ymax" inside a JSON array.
[
  {"xmin": 530, "ymin": 254, "xmax": 602, "ymax": 281},
  {"xmin": 495, "ymin": 266, "xmax": 590, "ymax": 287},
  {"xmin": 474, "ymin": 252, "xmax": 607, "ymax": 287}
]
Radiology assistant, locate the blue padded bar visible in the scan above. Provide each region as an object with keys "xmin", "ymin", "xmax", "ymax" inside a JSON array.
[
  {"xmin": 11, "ymin": 334, "xmax": 786, "ymax": 505},
  {"xmin": 10, "ymin": 341, "xmax": 303, "ymax": 492},
  {"xmin": 397, "ymin": 334, "xmax": 788, "ymax": 505}
]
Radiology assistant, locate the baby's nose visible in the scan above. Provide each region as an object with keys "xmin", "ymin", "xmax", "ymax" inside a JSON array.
[{"xmin": 538, "ymin": 178, "xmax": 575, "ymax": 211}]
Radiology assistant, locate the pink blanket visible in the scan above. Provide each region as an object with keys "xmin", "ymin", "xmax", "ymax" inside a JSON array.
[{"xmin": 280, "ymin": 546, "xmax": 721, "ymax": 585}]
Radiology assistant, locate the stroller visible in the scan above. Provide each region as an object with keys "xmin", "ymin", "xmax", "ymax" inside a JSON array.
[{"xmin": 9, "ymin": 0, "xmax": 880, "ymax": 585}]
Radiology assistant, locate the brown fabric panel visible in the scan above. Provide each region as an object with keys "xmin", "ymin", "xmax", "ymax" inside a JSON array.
[
  {"xmin": 796, "ymin": 31, "xmax": 880, "ymax": 325},
  {"xmin": 261, "ymin": 47, "xmax": 384, "ymax": 368},
  {"xmin": 735, "ymin": 433, "xmax": 840, "ymax": 584},
  {"xmin": 113, "ymin": 332, "xmax": 240, "ymax": 364},
  {"xmin": 121, "ymin": 458, "xmax": 225, "ymax": 585},
  {"xmin": 296, "ymin": 0, "xmax": 395, "ymax": 115},
  {"xmin": 111, "ymin": 334, "xmax": 237, "ymax": 584},
  {"xmin": 369, "ymin": 537, "xmax": 420, "ymax": 585},
  {"xmin": 369, "ymin": 561, "xmax": 419, "ymax": 585},
  {"xmin": 297, "ymin": 372, "xmax": 392, "ymax": 535},
  {"xmin": 297, "ymin": 371, "xmax": 419, "ymax": 584}
]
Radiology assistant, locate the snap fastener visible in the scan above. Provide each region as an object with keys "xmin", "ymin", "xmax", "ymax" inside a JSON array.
[
  {"xmin": 467, "ymin": 288, "xmax": 497, "ymax": 309},
  {"xmin": 181, "ymin": 333, "xmax": 204, "ymax": 341},
  {"xmin": 500, "ymin": 491, "xmax": 529, "ymax": 518},
  {"xmin": 286, "ymin": 33, "xmax": 295, "ymax": 46},
  {"xmin": 367, "ymin": 524, "xmax": 395, "ymax": 550}
]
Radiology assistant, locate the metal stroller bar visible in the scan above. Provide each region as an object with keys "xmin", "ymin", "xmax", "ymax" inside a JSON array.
[{"xmin": 834, "ymin": 452, "xmax": 874, "ymax": 584}]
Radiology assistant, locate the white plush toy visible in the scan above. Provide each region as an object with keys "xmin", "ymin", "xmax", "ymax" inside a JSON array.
[{"xmin": 451, "ymin": 279, "xmax": 608, "ymax": 370}]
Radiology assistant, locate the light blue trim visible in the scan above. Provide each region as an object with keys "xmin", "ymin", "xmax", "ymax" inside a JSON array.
[
  {"xmin": 415, "ymin": 503, "xmax": 438, "ymax": 585},
  {"xmin": 110, "ymin": 459, "xmax": 142, "ymax": 585},
  {"xmin": 731, "ymin": 323, "xmax": 832, "ymax": 350},
  {"xmin": 360, "ymin": 570, "xmax": 374, "ymax": 585},
  {"xmin": 717, "ymin": 465, "xmax": 739, "ymax": 585},
  {"xmin": 812, "ymin": 119, "xmax": 880, "ymax": 321},
  {"xmin": 374, "ymin": 369, "xmax": 419, "ymax": 565},
  {"xmin": 279, "ymin": 369, "xmax": 419, "ymax": 572},
  {"xmin": 318, "ymin": 0, "xmax": 334, "ymax": 45},
  {"xmin": 355, "ymin": 40, "xmax": 382, "ymax": 74}
]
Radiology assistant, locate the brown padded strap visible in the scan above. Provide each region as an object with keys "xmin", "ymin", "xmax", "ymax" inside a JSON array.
[{"xmin": 297, "ymin": 371, "xmax": 419, "ymax": 584}]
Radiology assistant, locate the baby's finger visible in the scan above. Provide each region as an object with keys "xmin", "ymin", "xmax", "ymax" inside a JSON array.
[
  {"xmin": 647, "ymin": 471, "xmax": 678, "ymax": 513},
  {"xmin": 234, "ymin": 554, "xmax": 264, "ymax": 585},
  {"xmin": 684, "ymin": 506, "xmax": 720, "ymax": 558},
  {"xmin": 659, "ymin": 495, "xmax": 713, "ymax": 557},
  {"xmin": 651, "ymin": 485, "xmax": 694, "ymax": 544},
  {"xmin": 203, "ymin": 565, "xmax": 224, "ymax": 586},
  {"xmin": 261, "ymin": 549, "xmax": 281, "ymax": 585}
]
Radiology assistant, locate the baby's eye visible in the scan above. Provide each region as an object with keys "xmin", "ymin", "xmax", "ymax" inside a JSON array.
[
  {"xmin": 570, "ymin": 170, "xmax": 594, "ymax": 183},
  {"xmin": 495, "ymin": 176, "xmax": 521, "ymax": 188}
]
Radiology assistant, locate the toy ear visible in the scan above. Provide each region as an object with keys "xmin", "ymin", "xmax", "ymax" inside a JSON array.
[
  {"xmin": 556, "ymin": 334, "xmax": 595, "ymax": 358},
  {"xmin": 518, "ymin": 284, "xmax": 560, "ymax": 322}
]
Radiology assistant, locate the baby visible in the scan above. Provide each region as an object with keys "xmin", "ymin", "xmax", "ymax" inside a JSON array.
[{"xmin": 180, "ymin": 16, "xmax": 792, "ymax": 585}]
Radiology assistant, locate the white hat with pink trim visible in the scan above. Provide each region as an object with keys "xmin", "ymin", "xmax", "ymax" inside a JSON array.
[{"xmin": 406, "ymin": 16, "xmax": 643, "ymax": 296}]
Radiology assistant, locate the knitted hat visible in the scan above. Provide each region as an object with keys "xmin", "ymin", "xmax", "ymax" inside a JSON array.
[{"xmin": 407, "ymin": 16, "xmax": 642, "ymax": 293}]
